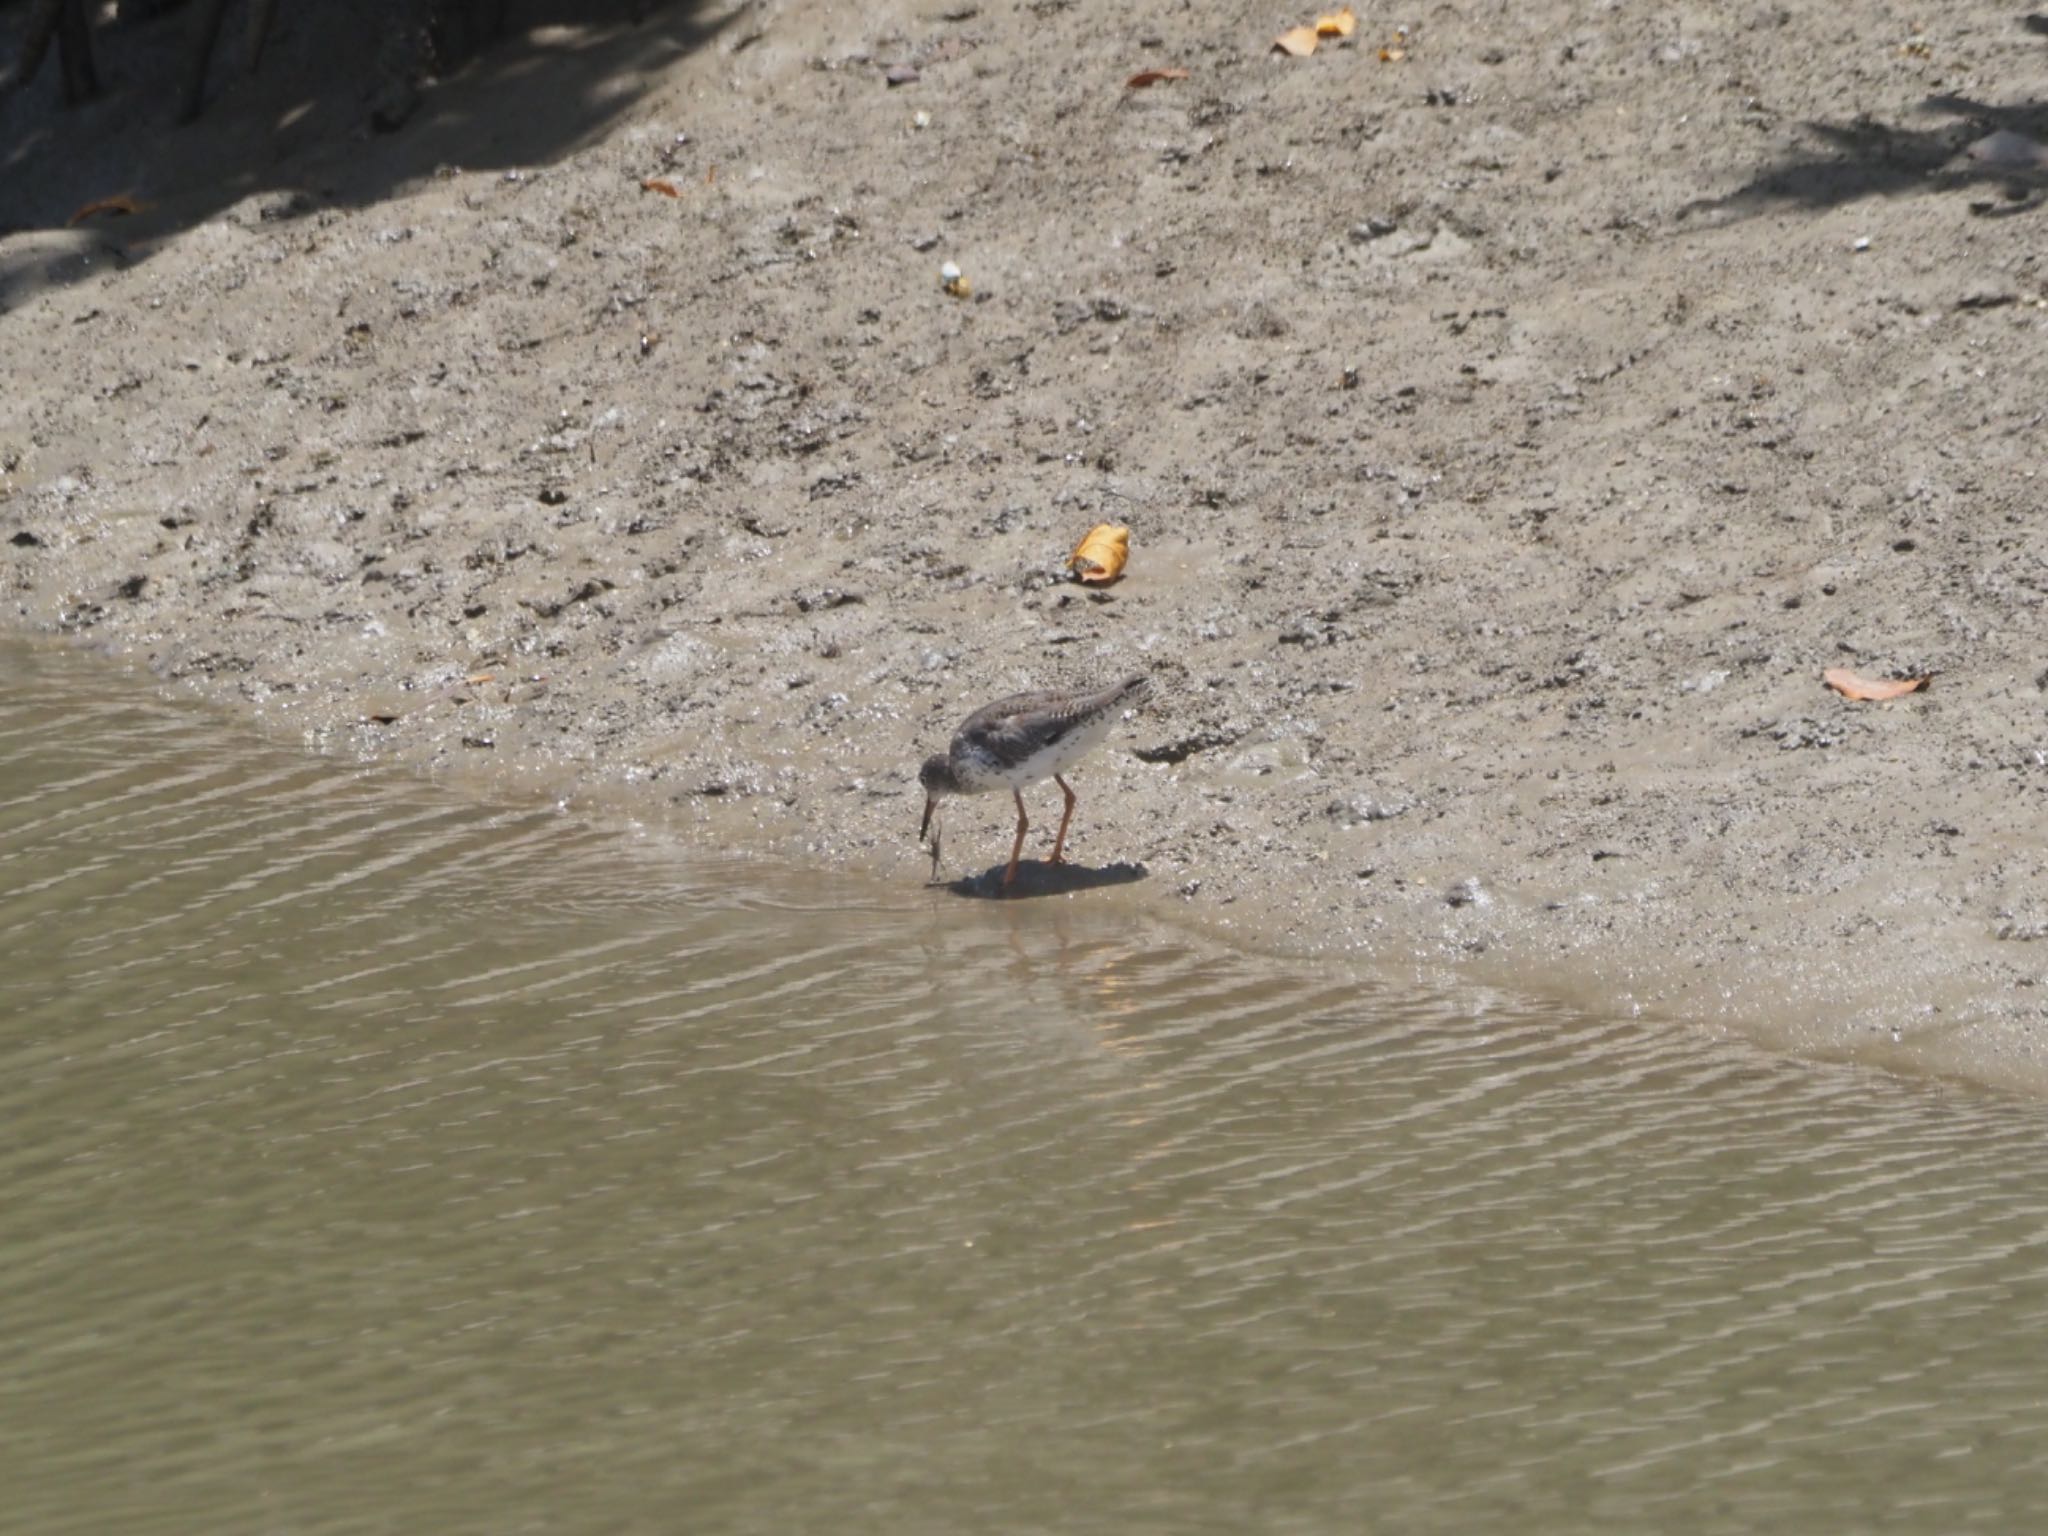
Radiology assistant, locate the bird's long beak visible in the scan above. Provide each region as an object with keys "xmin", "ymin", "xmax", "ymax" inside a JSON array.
[{"xmin": 920, "ymin": 797, "xmax": 937, "ymax": 842}]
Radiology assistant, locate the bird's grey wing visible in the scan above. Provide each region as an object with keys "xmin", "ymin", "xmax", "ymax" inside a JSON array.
[{"xmin": 954, "ymin": 698, "xmax": 1080, "ymax": 773}]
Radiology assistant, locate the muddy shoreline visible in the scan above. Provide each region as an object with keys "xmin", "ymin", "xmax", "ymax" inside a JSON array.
[{"xmin": 5, "ymin": 1, "xmax": 2047, "ymax": 1089}]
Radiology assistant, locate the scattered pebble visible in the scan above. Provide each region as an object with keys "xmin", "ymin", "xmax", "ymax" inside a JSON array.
[
  {"xmin": 1956, "ymin": 129, "xmax": 2048, "ymax": 171},
  {"xmin": 1326, "ymin": 795, "xmax": 1411, "ymax": 825}
]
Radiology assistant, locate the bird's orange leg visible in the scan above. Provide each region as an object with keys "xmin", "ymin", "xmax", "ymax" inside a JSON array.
[
  {"xmin": 1049, "ymin": 775, "xmax": 1078, "ymax": 865},
  {"xmin": 1003, "ymin": 789, "xmax": 1028, "ymax": 889}
]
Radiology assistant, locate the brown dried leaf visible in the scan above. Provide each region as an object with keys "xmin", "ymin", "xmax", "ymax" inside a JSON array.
[
  {"xmin": 1127, "ymin": 67, "xmax": 1191, "ymax": 88},
  {"xmin": 67, "ymin": 194, "xmax": 145, "ymax": 226},
  {"xmin": 1823, "ymin": 668, "xmax": 1931, "ymax": 702},
  {"xmin": 1067, "ymin": 524, "xmax": 1131, "ymax": 584},
  {"xmin": 1272, "ymin": 25, "xmax": 1320, "ymax": 57},
  {"xmin": 640, "ymin": 177, "xmax": 681, "ymax": 197}
]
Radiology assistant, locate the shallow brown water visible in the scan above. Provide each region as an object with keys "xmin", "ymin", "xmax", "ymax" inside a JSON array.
[{"xmin": 5, "ymin": 637, "xmax": 2048, "ymax": 1534}]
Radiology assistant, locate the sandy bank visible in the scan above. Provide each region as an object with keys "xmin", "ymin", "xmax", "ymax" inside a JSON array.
[{"xmin": 5, "ymin": 0, "xmax": 2048, "ymax": 1089}]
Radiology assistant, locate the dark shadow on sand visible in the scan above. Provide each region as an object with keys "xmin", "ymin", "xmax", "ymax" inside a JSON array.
[
  {"xmin": 1679, "ymin": 96, "xmax": 2048, "ymax": 226},
  {"xmin": 1, "ymin": 0, "xmax": 730, "ymax": 307},
  {"xmin": 939, "ymin": 861, "xmax": 1150, "ymax": 901},
  {"xmin": 1677, "ymin": 13, "xmax": 2048, "ymax": 225}
]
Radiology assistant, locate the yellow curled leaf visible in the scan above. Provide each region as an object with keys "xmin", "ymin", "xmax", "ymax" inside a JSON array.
[
  {"xmin": 1067, "ymin": 524, "xmax": 1130, "ymax": 584},
  {"xmin": 1315, "ymin": 8, "xmax": 1356, "ymax": 38},
  {"xmin": 1822, "ymin": 668, "xmax": 1931, "ymax": 702}
]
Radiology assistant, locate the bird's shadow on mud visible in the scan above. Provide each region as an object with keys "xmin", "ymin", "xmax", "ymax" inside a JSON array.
[{"xmin": 937, "ymin": 861, "xmax": 1149, "ymax": 901}]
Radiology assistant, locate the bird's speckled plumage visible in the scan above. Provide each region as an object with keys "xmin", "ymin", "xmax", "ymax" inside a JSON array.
[
  {"xmin": 919, "ymin": 674, "xmax": 1151, "ymax": 887},
  {"xmin": 942, "ymin": 675, "xmax": 1150, "ymax": 790}
]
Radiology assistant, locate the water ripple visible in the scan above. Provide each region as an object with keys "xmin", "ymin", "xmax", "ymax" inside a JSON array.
[{"xmin": 6, "ymin": 639, "xmax": 2048, "ymax": 1534}]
